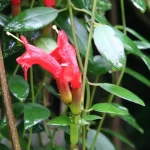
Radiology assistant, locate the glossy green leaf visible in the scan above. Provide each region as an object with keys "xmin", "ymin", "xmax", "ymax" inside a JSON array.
[
  {"xmin": 93, "ymin": 25, "xmax": 125, "ymax": 70},
  {"xmin": 114, "ymin": 28, "xmax": 142, "ymax": 57},
  {"xmin": 8, "ymin": 75, "xmax": 29, "ymax": 102},
  {"xmin": 56, "ymin": 13, "xmax": 93, "ymax": 61},
  {"xmin": 0, "ymin": 144, "xmax": 9, "ymax": 150},
  {"xmin": 47, "ymin": 116, "xmax": 72, "ymax": 126},
  {"xmin": 125, "ymin": 67, "xmax": 150, "ymax": 87},
  {"xmin": 87, "ymin": 129, "xmax": 115, "ymax": 150},
  {"xmin": 134, "ymin": 41, "xmax": 150, "ymax": 49},
  {"xmin": 99, "ymin": 83, "xmax": 145, "ymax": 106},
  {"xmin": 141, "ymin": 55, "xmax": 150, "ymax": 71},
  {"xmin": 83, "ymin": 115, "xmax": 102, "ymax": 121},
  {"xmin": 102, "ymin": 128, "xmax": 135, "ymax": 148},
  {"xmin": 0, "ymin": 13, "xmax": 9, "ymax": 28},
  {"xmin": 119, "ymin": 114, "xmax": 144, "ymax": 133},
  {"xmin": 24, "ymin": 103, "xmax": 50, "ymax": 129},
  {"xmin": 0, "ymin": 0, "xmax": 9, "ymax": 11},
  {"xmin": 35, "ymin": 37, "xmax": 57, "ymax": 53},
  {"xmin": 5, "ymin": 7, "xmax": 58, "ymax": 32},
  {"xmin": 88, "ymin": 55, "xmax": 112, "ymax": 75},
  {"xmin": 130, "ymin": 0, "xmax": 146, "ymax": 13},
  {"xmin": 92, "ymin": 103, "xmax": 129, "ymax": 116}
]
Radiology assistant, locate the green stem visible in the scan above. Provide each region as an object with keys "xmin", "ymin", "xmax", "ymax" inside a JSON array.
[
  {"xmin": 90, "ymin": 0, "xmax": 127, "ymax": 149},
  {"xmin": 34, "ymin": 72, "xmax": 49, "ymax": 101},
  {"xmin": 27, "ymin": 68, "xmax": 35, "ymax": 150},
  {"xmin": 13, "ymin": 64, "xmax": 20, "ymax": 75},
  {"xmin": 89, "ymin": 76, "xmax": 99, "ymax": 108},
  {"xmin": 82, "ymin": 0, "xmax": 97, "ymax": 103},
  {"xmin": 30, "ymin": 0, "xmax": 35, "ymax": 8},
  {"xmin": 68, "ymin": 0, "xmax": 83, "ymax": 71}
]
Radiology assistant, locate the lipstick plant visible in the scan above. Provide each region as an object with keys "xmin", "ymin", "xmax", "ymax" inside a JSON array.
[{"xmin": 0, "ymin": 0, "xmax": 149, "ymax": 150}]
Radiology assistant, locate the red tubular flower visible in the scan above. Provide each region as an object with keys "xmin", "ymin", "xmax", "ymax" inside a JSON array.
[
  {"xmin": 51, "ymin": 30, "xmax": 82, "ymax": 89},
  {"xmin": 16, "ymin": 36, "xmax": 63, "ymax": 81},
  {"xmin": 44, "ymin": 0, "xmax": 55, "ymax": 8},
  {"xmin": 12, "ymin": 0, "xmax": 20, "ymax": 5}
]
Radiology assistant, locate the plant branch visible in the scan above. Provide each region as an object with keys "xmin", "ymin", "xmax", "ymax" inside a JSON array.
[{"xmin": 0, "ymin": 42, "xmax": 21, "ymax": 150}]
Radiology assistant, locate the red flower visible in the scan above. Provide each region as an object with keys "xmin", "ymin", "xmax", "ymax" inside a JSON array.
[
  {"xmin": 51, "ymin": 30, "xmax": 82, "ymax": 89},
  {"xmin": 12, "ymin": 0, "xmax": 20, "ymax": 5},
  {"xmin": 44, "ymin": 0, "xmax": 55, "ymax": 8},
  {"xmin": 16, "ymin": 36, "xmax": 63, "ymax": 81}
]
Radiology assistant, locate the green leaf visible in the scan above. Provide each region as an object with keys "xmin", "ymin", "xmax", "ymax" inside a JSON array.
[
  {"xmin": 8, "ymin": 75, "xmax": 29, "ymax": 102},
  {"xmin": 5, "ymin": 7, "xmax": 58, "ymax": 32},
  {"xmin": 130, "ymin": 0, "xmax": 146, "ymax": 13},
  {"xmin": 45, "ymin": 85, "xmax": 60, "ymax": 98},
  {"xmin": 56, "ymin": 13, "xmax": 93, "ymax": 61},
  {"xmin": 87, "ymin": 129, "xmax": 115, "ymax": 150},
  {"xmin": 13, "ymin": 103, "xmax": 24, "ymax": 118},
  {"xmin": 102, "ymin": 128, "xmax": 135, "ymax": 148},
  {"xmin": 99, "ymin": 83, "xmax": 145, "ymax": 106},
  {"xmin": 125, "ymin": 67, "xmax": 150, "ymax": 87},
  {"xmin": 141, "ymin": 55, "xmax": 150, "ymax": 71},
  {"xmin": 93, "ymin": 25, "xmax": 125, "ymax": 70},
  {"xmin": 0, "ymin": 13, "xmax": 9, "ymax": 28},
  {"xmin": 24, "ymin": 103, "xmax": 50, "ymax": 129},
  {"xmin": 35, "ymin": 37, "xmax": 57, "ymax": 53},
  {"xmin": 92, "ymin": 103, "xmax": 129, "ymax": 116},
  {"xmin": 119, "ymin": 114, "xmax": 144, "ymax": 133},
  {"xmin": 88, "ymin": 55, "xmax": 112, "ymax": 75},
  {"xmin": 83, "ymin": 115, "xmax": 102, "ymax": 121},
  {"xmin": 134, "ymin": 41, "xmax": 150, "ymax": 49},
  {"xmin": 114, "ymin": 28, "xmax": 142, "ymax": 57},
  {"xmin": 47, "ymin": 116, "xmax": 72, "ymax": 126},
  {"xmin": 0, "ymin": 143, "xmax": 10, "ymax": 150}
]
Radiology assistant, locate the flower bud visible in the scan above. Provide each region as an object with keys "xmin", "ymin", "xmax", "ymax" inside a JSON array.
[
  {"xmin": 69, "ymin": 88, "xmax": 83, "ymax": 115},
  {"xmin": 56, "ymin": 80, "xmax": 72, "ymax": 105}
]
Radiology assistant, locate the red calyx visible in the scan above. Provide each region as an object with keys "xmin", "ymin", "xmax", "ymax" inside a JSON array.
[
  {"xmin": 44, "ymin": 0, "xmax": 55, "ymax": 8},
  {"xmin": 12, "ymin": 0, "xmax": 21, "ymax": 5}
]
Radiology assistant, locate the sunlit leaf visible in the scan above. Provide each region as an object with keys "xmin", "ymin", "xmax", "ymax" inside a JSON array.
[
  {"xmin": 134, "ymin": 41, "xmax": 150, "ymax": 49},
  {"xmin": 24, "ymin": 103, "xmax": 50, "ymax": 129},
  {"xmin": 99, "ymin": 83, "xmax": 145, "ymax": 106},
  {"xmin": 93, "ymin": 25, "xmax": 125, "ymax": 70},
  {"xmin": 5, "ymin": 7, "xmax": 58, "ymax": 32},
  {"xmin": 92, "ymin": 103, "xmax": 129, "ymax": 116},
  {"xmin": 8, "ymin": 75, "xmax": 29, "ymax": 102},
  {"xmin": 83, "ymin": 115, "xmax": 102, "ymax": 121}
]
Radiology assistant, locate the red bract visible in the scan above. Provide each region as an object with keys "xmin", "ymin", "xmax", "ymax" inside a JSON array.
[
  {"xmin": 51, "ymin": 30, "xmax": 82, "ymax": 89},
  {"xmin": 44, "ymin": 0, "xmax": 55, "ymax": 7},
  {"xmin": 12, "ymin": 0, "xmax": 20, "ymax": 5},
  {"xmin": 16, "ymin": 36, "xmax": 63, "ymax": 81}
]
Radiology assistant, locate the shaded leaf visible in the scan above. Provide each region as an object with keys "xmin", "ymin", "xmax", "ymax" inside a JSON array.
[
  {"xmin": 5, "ymin": 7, "xmax": 58, "ymax": 32},
  {"xmin": 45, "ymin": 85, "xmax": 60, "ymax": 98},
  {"xmin": 93, "ymin": 25, "xmax": 125, "ymax": 70},
  {"xmin": 125, "ymin": 67, "xmax": 150, "ymax": 87},
  {"xmin": 0, "ymin": 143, "xmax": 9, "ymax": 150},
  {"xmin": 8, "ymin": 75, "xmax": 29, "ymax": 102},
  {"xmin": 47, "ymin": 116, "xmax": 72, "ymax": 126},
  {"xmin": 119, "ymin": 114, "xmax": 144, "ymax": 133},
  {"xmin": 88, "ymin": 55, "xmax": 112, "ymax": 75},
  {"xmin": 24, "ymin": 103, "xmax": 50, "ymax": 129},
  {"xmin": 130, "ymin": 0, "xmax": 146, "ymax": 13},
  {"xmin": 99, "ymin": 83, "xmax": 145, "ymax": 106},
  {"xmin": 141, "ymin": 54, "xmax": 150, "ymax": 71},
  {"xmin": 102, "ymin": 128, "xmax": 135, "ymax": 148},
  {"xmin": 92, "ymin": 103, "xmax": 129, "ymax": 116},
  {"xmin": 0, "ymin": 0, "xmax": 10, "ymax": 11},
  {"xmin": 35, "ymin": 37, "xmax": 57, "ymax": 53},
  {"xmin": 87, "ymin": 129, "xmax": 115, "ymax": 150}
]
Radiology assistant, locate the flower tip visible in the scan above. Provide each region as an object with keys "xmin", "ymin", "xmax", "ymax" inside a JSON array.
[{"xmin": 52, "ymin": 25, "xmax": 58, "ymax": 33}]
